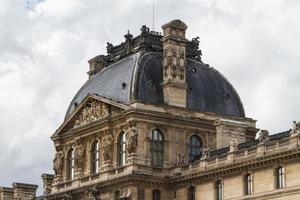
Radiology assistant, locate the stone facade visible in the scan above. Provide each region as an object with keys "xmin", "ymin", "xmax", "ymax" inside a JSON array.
[{"xmin": 1, "ymin": 19, "xmax": 300, "ymax": 200}]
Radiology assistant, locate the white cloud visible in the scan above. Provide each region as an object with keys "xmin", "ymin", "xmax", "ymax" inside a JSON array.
[{"xmin": 0, "ymin": 0, "xmax": 299, "ymax": 195}]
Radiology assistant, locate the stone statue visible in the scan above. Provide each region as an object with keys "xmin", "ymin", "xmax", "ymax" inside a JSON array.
[
  {"xmin": 258, "ymin": 129, "xmax": 269, "ymax": 143},
  {"xmin": 53, "ymin": 147, "xmax": 64, "ymax": 176},
  {"xmin": 103, "ymin": 134, "xmax": 114, "ymax": 161},
  {"xmin": 229, "ymin": 138, "xmax": 238, "ymax": 152},
  {"xmin": 101, "ymin": 103, "xmax": 109, "ymax": 117},
  {"xmin": 176, "ymin": 154, "xmax": 185, "ymax": 165},
  {"xmin": 201, "ymin": 147, "xmax": 210, "ymax": 159},
  {"xmin": 290, "ymin": 121, "xmax": 300, "ymax": 136},
  {"xmin": 126, "ymin": 122, "xmax": 138, "ymax": 154},
  {"xmin": 74, "ymin": 141, "xmax": 85, "ymax": 171}
]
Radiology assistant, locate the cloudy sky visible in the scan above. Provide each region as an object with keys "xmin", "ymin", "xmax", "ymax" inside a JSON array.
[{"xmin": 0, "ymin": 0, "xmax": 299, "ymax": 195}]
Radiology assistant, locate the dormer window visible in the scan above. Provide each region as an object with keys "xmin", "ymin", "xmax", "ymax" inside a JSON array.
[{"xmin": 150, "ymin": 129, "xmax": 164, "ymax": 167}]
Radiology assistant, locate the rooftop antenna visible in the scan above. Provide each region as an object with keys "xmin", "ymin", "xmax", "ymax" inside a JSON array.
[{"xmin": 152, "ymin": 0, "xmax": 155, "ymax": 30}]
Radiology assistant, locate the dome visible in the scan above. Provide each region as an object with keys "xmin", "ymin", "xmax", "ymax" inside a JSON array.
[
  {"xmin": 65, "ymin": 25, "xmax": 245, "ymax": 118},
  {"xmin": 66, "ymin": 51, "xmax": 244, "ymax": 118}
]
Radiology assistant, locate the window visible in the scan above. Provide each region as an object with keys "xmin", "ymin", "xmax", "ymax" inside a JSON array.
[
  {"xmin": 91, "ymin": 141, "xmax": 99, "ymax": 174},
  {"xmin": 216, "ymin": 179, "xmax": 223, "ymax": 200},
  {"xmin": 244, "ymin": 174, "xmax": 253, "ymax": 195},
  {"xmin": 152, "ymin": 189, "xmax": 161, "ymax": 200},
  {"xmin": 276, "ymin": 166, "xmax": 285, "ymax": 189},
  {"xmin": 115, "ymin": 190, "xmax": 120, "ymax": 200},
  {"xmin": 188, "ymin": 186, "xmax": 195, "ymax": 200},
  {"xmin": 67, "ymin": 148, "xmax": 74, "ymax": 180},
  {"xmin": 150, "ymin": 129, "xmax": 164, "ymax": 167},
  {"xmin": 118, "ymin": 132, "xmax": 126, "ymax": 166},
  {"xmin": 189, "ymin": 135, "xmax": 202, "ymax": 162}
]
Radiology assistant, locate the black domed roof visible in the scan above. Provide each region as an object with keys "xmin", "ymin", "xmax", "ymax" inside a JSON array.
[{"xmin": 66, "ymin": 51, "xmax": 245, "ymax": 118}]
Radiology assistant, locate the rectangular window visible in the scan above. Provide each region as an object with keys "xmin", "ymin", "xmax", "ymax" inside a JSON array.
[
  {"xmin": 244, "ymin": 174, "xmax": 253, "ymax": 195},
  {"xmin": 216, "ymin": 179, "xmax": 223, "ymax": 200},
  {"xmin": 276, "ymin": 167, "xmax": 285, "ymax": 189}
]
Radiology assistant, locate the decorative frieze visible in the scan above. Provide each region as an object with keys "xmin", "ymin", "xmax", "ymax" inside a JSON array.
[{"xmin": 74, "ymin": 100, "xmax": 122, "ymax": 128}]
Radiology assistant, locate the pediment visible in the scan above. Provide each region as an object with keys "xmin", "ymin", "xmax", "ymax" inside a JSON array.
[{"xmin": 52, "ymin": 95, "xmax": 128, "ymax": 138}]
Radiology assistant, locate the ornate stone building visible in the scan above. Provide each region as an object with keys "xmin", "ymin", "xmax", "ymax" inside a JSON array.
[{"xmin": 1, "ymin": 19, "xmax": 300, "ymax": 200}]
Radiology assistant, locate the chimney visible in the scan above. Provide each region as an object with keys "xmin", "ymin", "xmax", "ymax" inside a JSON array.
[
  {"xmin": 87, "ymin": 55, "xmax": 108, "ymax": 78},
  {"xmin": 161, "ymin": 19, "xmax": 188, "ymax": 107},
  {"xmin": 12, "ymin": 183, "xmax": 38, "ymax": 200}
]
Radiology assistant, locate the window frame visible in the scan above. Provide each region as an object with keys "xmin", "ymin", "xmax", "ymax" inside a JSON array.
[
  {"xmin": 244, "ymin": 174, "xmax": 253, "ymax": 195},
  {"xmin": 189, "ymin": 134, "xmax": 202, "ymax": 162},
  {"xmin": 66, "ymin": 148, "xmax": 75, "ymax": 180},
  {"xmin": 188, "ymin": 186, "xmax": 196, "ymax": 200},
  {"xmin": 216, "ymin": 178, "xmax": 223, "ymax": 200},
  {"xmin": 118, "ymin": 132, "xmax": 126, "ymax": 166},
  {"xmin": 152, "ymin": 189, "xmax": 161, "ymax": 200},
  {"xmin": 91, "ymin": 141, "xmax": 100, "ymax": 174},
  {"xmin": 276, "ymin": 166, "xmax": 285, "ymax": 189},
  {"xmin": 150, "ymin": 129, "xmax": 164, "ymax": 167}
]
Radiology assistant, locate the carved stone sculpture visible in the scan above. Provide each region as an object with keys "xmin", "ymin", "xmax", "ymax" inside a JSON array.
[
  {"xmin": 176, "ymin": 154, "xmax": 185, "ymax": 165},
  {"xmin": 290, "ymin": 121, "xmax": 300, "ymax": 136},
  {"xmin": 258, "ymin": 129, "xmax": 269, "ymax": 143},
  {"xmin": 201, "ymin": 147, "xmax": 210, "ymax": 159},
  {"xmin": 74, "ymin": 140, "xmax": 85, "ymax": 171},
  {"xmin": 229, "ymin": 138, "xmax": 238, "ymax": 152},
  {"xmin": 126, "ymin": 122, "xmax": 138, "ymax": 155},
  {"xmin": 53, "ymin": 146, "xmax": 64, "ymax": 176},
  {"xmin": 74, "ymin": 100, "xmax": 117, "ymax": 128},
  {"xmin": 102, "ymin": 134, "xmax": 114, "ymax": 162}
]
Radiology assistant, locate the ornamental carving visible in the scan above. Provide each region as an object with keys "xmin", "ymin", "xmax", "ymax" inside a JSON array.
[
  {"xmin": 53, "ymin": 145, "xmax": 64, "ymax": 176},
  {"xmin": 83, "ymin": 187, "xmax": 101, "ymax": 200},
  {"xmin": 74, "ymin": 139, "xmax": 85, "ymax": 171},
  {"xmin": 163, "ymin": 46, "xmax": 186, "ymax": 81},
  {"xmin": 102, "ymin": 132, "xmax": 114, "ymax": 162},
  {"xmin": 126, "ymin": 122, "xmax": 138, "ymax": 155},
  {"xmin": 74, "ymin": 100, "xmax": 122, "ymax": 128},
  {"xmin": 258, "ymin": 129, "xmax": 269, "ymax": 143}
]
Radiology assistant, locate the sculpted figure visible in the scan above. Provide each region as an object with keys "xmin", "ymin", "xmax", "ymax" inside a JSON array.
[
  {"xmin": 53, "ymin": 148, "xmax": 64, "ymax": 176},
  {"xmin": 102, "ymin": 103, "xmax": 109, "ymax": 117},
  {"xmin": 229, "ymin": 138, "xmax": 238, "ymax": 152},
  {"xmin": 74, "ymin": 142, "xmax": 85, "ymax": 171},
  {"xmin": 126, "ymin": 123, "xmax": 138, "ymax": 154},
  {"xmin": 201, "ymin": 147, "xmax": 210, "ymax": 159},
  {"xmin": 290, "ymin": 121, "xmax": 300, "ymax": 136},
  {"xmin": 95, "ymin": 102, "xmax": 101, "ymax": 118},
  {"xmin": 176, "ymin": 154, "xmax": 185, "ymax": 165},
  {"xmin": 103, "ymin": 134, "xmax": 113, "ymax": 161},
  {"xmin": 258, "ymin": 129, "xmax": 269, "ymax": 143}
]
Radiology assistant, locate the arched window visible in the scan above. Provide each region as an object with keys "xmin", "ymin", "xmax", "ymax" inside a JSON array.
[
  {"xmin": 150, "ymin": 129, "xmax": 164, "ymax": 167},
  {"xmin": 67, "ymin": 148, "xmax": 74, "ymax": 180},
  {"xmin": 118, "ymin": 132, "xmax": 126, "ymax": 166},
  {"xmin": 216, "ymin": 179, "xmax": 223, "ymax": 200},
  {"xmin": 189, "ymin": 135, "xmax": 202, "ymax": 162},
  {"xmin": 188, "ymin": 186, "xmax": 195, "ymax": 200},
  {"xmin": 91, "ymin": 141, "xmax": 99, "ymax": 174},
  {"xmin": 152, "ymin": 189, "xmax": 161, "ymax": 200}
]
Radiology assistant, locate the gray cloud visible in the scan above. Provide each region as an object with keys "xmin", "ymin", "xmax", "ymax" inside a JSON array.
[{"xmin": 0, "ymin": 0, "xmax": 299, "ymax": 195}]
